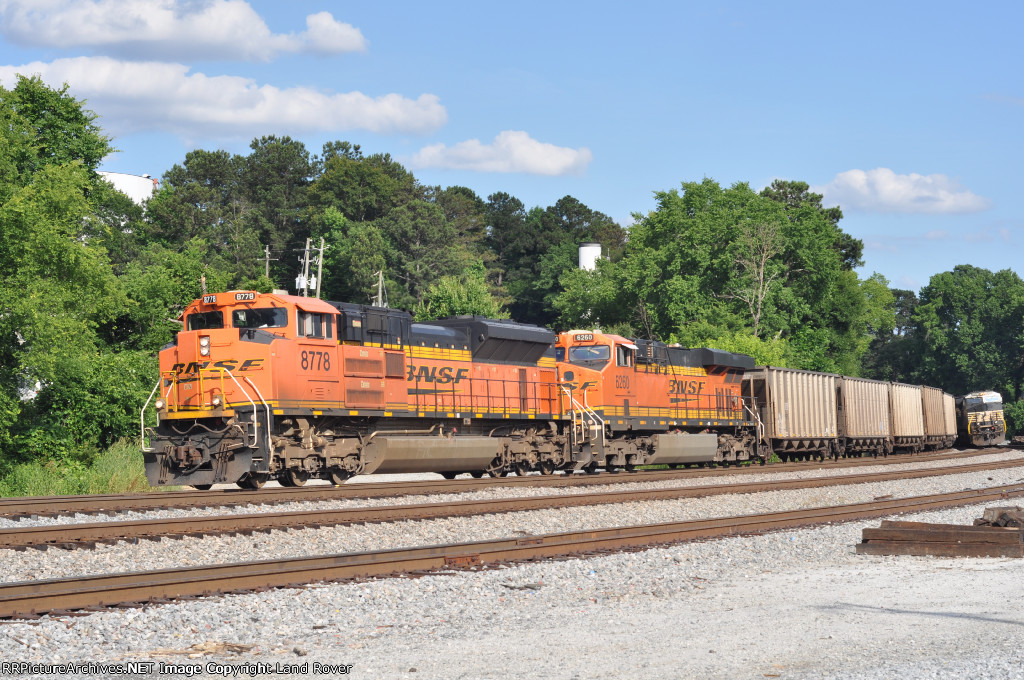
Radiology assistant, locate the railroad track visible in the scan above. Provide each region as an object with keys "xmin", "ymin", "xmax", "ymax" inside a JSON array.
[
  {"xmin": 1, "ymin": 481, "xmax": 1021, "ymax": 619},
  {"xmin": 0, "ymin": 448, "xmax": 1007, "ymax": 519},
  {"xmin": 3, "ymin": 457, "xmax": 1023, "ymax": 551}
]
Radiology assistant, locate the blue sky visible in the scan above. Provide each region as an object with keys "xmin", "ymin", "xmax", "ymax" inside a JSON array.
[{"xmin": 0, "ymin": 1, "xmax": 1020, "ymax": 292}]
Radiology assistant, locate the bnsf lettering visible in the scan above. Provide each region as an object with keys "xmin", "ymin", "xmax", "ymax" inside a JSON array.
[
  {"xmin": 172, "ymin": 359, "xmax": 263, "ymax": 374},
  {"xmin": 406, "ymin": 366, "xmax": 470, "ymax": 384},
  {"xmin": 669, "ymin": 379, "xmax": 704, "ymax": 396}
]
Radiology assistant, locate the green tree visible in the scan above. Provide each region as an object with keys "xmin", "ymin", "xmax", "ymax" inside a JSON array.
[
  {"xmin": 553, "ymin": 178, "xmax": 887, "ymax": 372},
  {"xmin": 146, "ymin": 149, "xmax": 247, "ymax": 246},
  {"xmin": 241, "ymin": 135, "xmax": 313, "ymax": 282},
  {"xmin": 309, "ymin": 145, "xmax": 421, "ymax": 223},
  {"xmin": 311, "ymin": 207, "xmax": 390, "ymax": 304},
  {"xmin": 862, "ymin": 288, "xmax": 921, "ymax": 382},
  {"xmin": 377, "ymin": 200, "xmax": 467, "ymax": 308},
  {"xmin": 912, "ymin": 265, "xmax": 1024, "ymax": 398},
  {"xmin": 488, "ymin": 194, "xmax": 625, "ymax": 327},
  {"xmin": 0, "ymin": 75, "xmax": 112, "ymax": 177},
  {"xmin": 414, "ymin": 264, "xmax": 505, "ymax": 321},
  {"xmin": 0, "ymin": 163, "xmax": 129, "ymax": 463}
]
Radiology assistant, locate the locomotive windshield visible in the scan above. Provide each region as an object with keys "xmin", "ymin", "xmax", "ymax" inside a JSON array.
[
  {"xmin": 568, "ymin": 344, "xmax": 611, "ymax": 368},
  {"xmin": 232, "ymin": 307, "xmax": 288, "ymax": 329},
  {"xmin": 964, "ymin": 396, "xmax": 1003, "ymax": 412},
  {"xmin": 186, "ymin": 311, "xmax": 224, "ymax": 330}
]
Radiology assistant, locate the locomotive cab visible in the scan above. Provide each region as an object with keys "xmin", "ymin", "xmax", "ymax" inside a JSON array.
[{"xmin": 956, "ymin": 391, "xmax": 1007, "ymax": 447}]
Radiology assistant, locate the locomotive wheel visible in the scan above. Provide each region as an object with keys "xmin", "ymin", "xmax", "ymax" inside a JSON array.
[
  {"xmin": 328, "ymin": 468, "xmax": 351, "ymax": 485},
  {"xmin": 487, "ymin": 468, "xmax": 508, "ymax": 478},
  {"xmin": 514, "ymin": 463, "xmax": 530, "ymax": 477},
  {"xmin": 538, "ymin": 461, "xmax": 555, "ymax": 476},
  {"xmin": 584, "ymin": 462, "xmax": 599, "ymax": 474},
  {"xmin": 279, "ymin": 469, "xmax": 309, "ymax": 487},
  {"xmin": 237, "ymin": 473, "xmax": 267, "ymax": 490},
  {"xmin": 470, "ymin": 471, "xmax": 484, "ymax": 478},
  {"xmin": 191, "ymin": 484, "xmax": 213, "ymax": 491},
  {"xmin": 441, "ymin": 471, "xmax": 458, "ymax": 480}
]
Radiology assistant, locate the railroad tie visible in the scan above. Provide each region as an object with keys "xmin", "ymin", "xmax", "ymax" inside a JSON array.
[{"xmin": 856, "ymin": 516, "xmax": 1024, "ymax": 558}]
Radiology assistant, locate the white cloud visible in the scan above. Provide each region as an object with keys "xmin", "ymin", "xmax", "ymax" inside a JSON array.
[
  {"xmin": 409, "ymin": 131, "xmax": 593, "ymax": 176},
  {"xmin": 0, "ymin": 0, "xmax": 367, "ymax": 61},
  {"xmin": 864, "ymin": 239, "xmax": 901, "ymax": 254},
  {"xmin": 815, "ymin": 168, "xmax": 990, "ymax": 214},
  {"xmin": 963, "ymin": 226, "xmax": 1013, "ymax": 244},
  {"xmin": 0, "ymin": 57, "xmax": 446, "ymax": 136}
]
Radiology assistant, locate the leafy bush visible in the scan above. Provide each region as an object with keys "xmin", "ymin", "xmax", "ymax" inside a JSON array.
[
  {"xmin": 1002, "ymin": 400, "xmax": 1024, "ymax": 438},
  {"xmin": 0, "ymin": 439, "xmax": 153, "ymax": 497}
]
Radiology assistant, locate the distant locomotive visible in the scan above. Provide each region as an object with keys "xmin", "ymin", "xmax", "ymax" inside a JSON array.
[
  {"xmin": 956, "ymin": 391, "xmax": 1006, "ymax": 447},
  {"xmin": 141, "ymin": 291, "xmax": 974, "ymax": 489}
]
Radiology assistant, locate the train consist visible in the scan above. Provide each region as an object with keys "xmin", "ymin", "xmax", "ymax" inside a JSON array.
[{"xmin": 141, "ymin": 291, "xmax": 1001, "ymax": 489}]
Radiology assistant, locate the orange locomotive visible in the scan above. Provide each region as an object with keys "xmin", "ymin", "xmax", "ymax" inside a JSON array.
[{"xmin": 142, "ymin": 291, "xmax": 761, "ymax": 488}]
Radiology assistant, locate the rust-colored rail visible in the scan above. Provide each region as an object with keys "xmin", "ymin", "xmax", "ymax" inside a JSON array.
[
  {"xmin": 0, "ymin": 449, "xmax": 1007, "ymax": 519},
  {"xmin": 2, "ymin": 482, "xmax": 1022, "ymax": 619},
  {"xmin": 3, "ymin": 457, "xmax": 1023, "ymax": 550}
]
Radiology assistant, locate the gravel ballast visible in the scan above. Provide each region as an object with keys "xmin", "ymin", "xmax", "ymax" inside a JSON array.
[{"xmin": 0, "ymin": 459, "xmax": 1021, "ymax": 678}]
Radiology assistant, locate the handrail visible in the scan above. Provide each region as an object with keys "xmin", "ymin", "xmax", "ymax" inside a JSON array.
[
  {"xmin": 243, "ymin": 376, "xmax": 273, "ymax": 455},
  {"xmin": 581, "ymin": 390, "xmax": 606, "ymax": 448},
  {"xmin": 743, "ymin": 397, "xmax": 765, "ymax": 444},
  {"xmin": 139, "ymin": 378, "xmax": 164, "ymax": 452},
  {"xmin": 145, "ymin": 367, "xmax": 265, "ymax": 450},
  {"xmin": 212, "ymin": 368, "xmax": 261, "ymax": 448},
  {"xmin": 560, "ymin": 385, "xmax": 580, "ymax": 446}
]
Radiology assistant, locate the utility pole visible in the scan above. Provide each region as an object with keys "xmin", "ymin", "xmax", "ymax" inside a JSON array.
[
  {"xmin": 372, "ymin": 270, "xmax": 388, "ymax": 308},
  {"xmin": 314, "ymin": 237, "xmax": 325, "ymax": 299},
  {"xmin": 262, "ymin": 244, "xmax": 278, "ymax": 278},
  {"xmin": 301, "ymin": 238, "xmax": 311, "ymax": 297}
]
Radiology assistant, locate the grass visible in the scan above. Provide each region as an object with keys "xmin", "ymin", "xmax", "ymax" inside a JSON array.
[{"xmin": 0, "ymin": 439, "xmax": 159, "ymax": 497}]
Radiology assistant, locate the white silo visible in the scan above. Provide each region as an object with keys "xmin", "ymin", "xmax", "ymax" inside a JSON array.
[{"xmin": 578, "ymin": 242, "xmax": 602, "ymax": 271}]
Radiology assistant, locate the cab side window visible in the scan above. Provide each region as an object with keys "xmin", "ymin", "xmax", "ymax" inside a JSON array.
[
  {"xmin": 616, "ymin": 345, "xmax": 634, "ymax": 367},
  {"xmin": 297, "ymin": 311, "xmax": 333, "ymax": 339}
]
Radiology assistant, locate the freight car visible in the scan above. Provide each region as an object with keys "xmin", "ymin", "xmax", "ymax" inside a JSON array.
[
  {"xmin": 956, "ymin": 391, "xmax": 1006, "ymax": 447},
  {"xmin": 141, "ymin": 291, "xmax": 760, "ymax": 488},
  {"xmin": 921, "ymin": 386, "xmax": 957, "ymax": 450}
]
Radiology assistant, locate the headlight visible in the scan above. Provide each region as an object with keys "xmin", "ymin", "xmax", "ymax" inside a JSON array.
[
  {"xmin": 211, "ymin": 395, "xmax": 223, "ymax": 407},
  {"xmin": 199, "ymin": 335, "xmax": 211, "ymax": 356},
  {"xmin": 155, "ymin": 399, "xmax": 166, "ymax": 410}
]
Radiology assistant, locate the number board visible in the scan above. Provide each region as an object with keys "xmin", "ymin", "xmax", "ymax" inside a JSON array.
[
  {"xmin": 573, "ymin": 333, "xmax": 594, "ymax": 342},
  {"xmin": 234, "ymin": 292, "xmax": 256, "ymax": 301},
  {"xmin": 202, "ymin": 295, "xmax": 217, "ymax": 304}
]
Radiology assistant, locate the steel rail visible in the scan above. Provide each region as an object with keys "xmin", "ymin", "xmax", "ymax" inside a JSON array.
[
  {"xmin": 1, "ymin": 482, "xmax": 1022, "ymax": 619},
  {"xmin": 0, "ymin": 448, "xmax": 1007, "ymax": 519},
  {"xmin": 3, "ymin": 457, "xmax": 1023, "ymax": 550}
]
